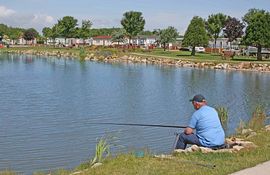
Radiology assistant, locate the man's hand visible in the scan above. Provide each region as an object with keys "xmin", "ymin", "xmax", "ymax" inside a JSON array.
[{"xmin": 184, "ymin": 127, "xmax": 194, "ymax": 135}]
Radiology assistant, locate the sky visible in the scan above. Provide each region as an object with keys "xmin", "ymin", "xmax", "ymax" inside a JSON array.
[{"xmin": 0, "ymin": 0, "xmax": 270, "ymax": 35}]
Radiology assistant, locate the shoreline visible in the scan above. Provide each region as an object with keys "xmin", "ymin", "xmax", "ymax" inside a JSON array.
[{"xmin": 1, "ymin": 49, "xmax": 270, "ymax": 73}]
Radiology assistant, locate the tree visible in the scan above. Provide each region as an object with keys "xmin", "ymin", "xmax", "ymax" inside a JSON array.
[
  {"xmin": 42, "ymin": 27, "xmax": 52, "ymax": 44},
  {"xmin": 0, "ymin": 24, "xmax": 9, "ymax": 37},
  {"xmin": 206, "ymin": 13, "xmax": 227, "ymax": 49},
  {"xmin": 8, "ymin": 28, "xmax": 24, "ymax": 43},
  {"xmin": 42, "ymin": 27, "xmax": 52, "ymax": 38},
  {"xmin": 223, "ymin": 17, "xmax": 245, "ymax": 44},
  {"xmin": 111, "ymin": 29, "xmax": 126, "ymax": 45},
  {"xmin": 183, "ymin": 16, "xmax": 209, "ymax": 56},
  {"xmin": 121, "ymin": 11, "xmax": 145, "ymax": 44},
  {"xmin": 158, "ymin": 26, "xmax": 178, "ymax": 51},
  {"xmin": 139, "ymin": 30, "xmax": 154, "ymax": 35},
  {"xmin": 51, "ymin": 24, "xmax": 61, "ymax": 44},
  {"xmin": 57, "ymin": 16, "xmax": 78, "ymax": 43},
  {"xmin": 242, "ymin": 9, "xmax": 270, "ymax": 61},
  {"xmin": 79, "ymin": 20, "xmax": 92, "ymax": 44},
  {"xmin": 23, "ymin": 28, "xmax": 39, "ymax": 44}
]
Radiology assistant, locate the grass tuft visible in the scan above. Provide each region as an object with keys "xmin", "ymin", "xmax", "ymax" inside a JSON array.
[
  {"xmin": 216, "ymin": 107, "xmax": 229, "ymax": 130},
  {"xmin": 248, "ymin": 105, "xmax": 267, "ymax": 131},
  {"xmin": 91, "ymin": 136, "xmax": 111, "ymax": 165}
]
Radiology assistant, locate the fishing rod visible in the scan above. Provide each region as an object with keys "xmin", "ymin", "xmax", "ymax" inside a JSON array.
[{"xmin": 88, "ymin": 122, "xmax": 186, "ymax": 129}]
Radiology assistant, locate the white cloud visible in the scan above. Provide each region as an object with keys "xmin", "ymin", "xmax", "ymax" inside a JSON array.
[
  {"xmin": 32, "ymin": 14, "xmax": 54, "ymax": 24},
  {"xmin": 0, "ymin": 5, "xmax": 15, "ymax": 17},
  {"xmin": 0, "ymin": 6, "xmax": 55, "ymax": 32}
]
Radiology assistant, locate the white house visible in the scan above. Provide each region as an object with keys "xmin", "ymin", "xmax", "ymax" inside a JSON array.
[
  {"xmin": 208, "ymin": 38, "xmax": 241, "ymax": 49},
  {"xmin": 130, "ymin": 35, "xmax": 157, "ymax": 46},
  {"xmin": 6, "ymin": 37, "xmax": 37, "ymax": 45},
  {"xmin": 90, "ymin": 35, "xmax": 112, "ymax": 46}
]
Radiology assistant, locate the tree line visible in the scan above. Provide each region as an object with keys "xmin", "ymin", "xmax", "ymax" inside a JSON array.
[{"xmin": 0, "ymin": 8, "xmax": 270, "ymax": 60}]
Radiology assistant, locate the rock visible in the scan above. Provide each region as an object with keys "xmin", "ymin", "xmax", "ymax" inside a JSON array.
[
  {"xmin": 185, "ymin": 146, "xmax": 195, "ymax": 152},
  {"xmin": 242, "ymin": 128, "xmax": 253, "ymax": 135},
  {"xmin": 238, "ymin": 141, "xmax": 257, "ymax": 148},
  {"xmin": 120, "ymin": 55, "xmax": 129, "ymax": 60},
  {"xmin": 200, "ymin": 147, "xmax": 214, "ymax": 153},
  {"xmin": 91, "ymin": 162, "xmax": 102, "ymax": 168},
  {"xmin": 154, "ymin": 154, "xmax": 173, "ymax": 159},
  {"xmin": 265, "ymin": 125, "xmax": 270, "ymax": 131},
  {"xmin": 246, "ymin": 132, "xmax": 257, "ymax": 139},
  {"xmin": 191, "ymin": 145, "xmax": 200, "ymax": 152},
  {"xmin": 215, "ymin": 149, "xmax": 234, "ymax": 153},
  {"xmin": 233, "ymin": 145, "xmax": 244, "ymax": 151},
  {"xmin": 214, "ymin": 64, "xmax": 223, "ymax": 69},
  {"xmin": 182, "ymin": 63, "xmax": 194, "ymax": 67},
  {"xmin": 174, "ymin": 149, "xmax": 187, "ymax": 153},
  {"xmin": 239, "ymin": 62, "xmax": 252, "ymax": 69},
  {"xmin": 84, "ymin": 57, "xmax": 90, "ymax": 61}
]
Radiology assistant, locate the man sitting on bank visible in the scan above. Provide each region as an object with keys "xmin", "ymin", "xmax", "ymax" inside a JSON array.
[{"xmin": 175, "ymin": 94, "xmax": 225, "ymax": 150}]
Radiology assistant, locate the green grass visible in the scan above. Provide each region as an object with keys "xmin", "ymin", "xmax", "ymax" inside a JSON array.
[
  {"xmin": 67, "ymin": 129, "xmax": 270, "ymax": 175},
  {"xmin": 133, "ymin": 48, "xmax": 270, "ymax": 64}
]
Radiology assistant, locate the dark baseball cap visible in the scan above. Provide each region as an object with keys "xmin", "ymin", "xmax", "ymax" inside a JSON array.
[{"xmin": 189, "ymin": 94, "xmax": 206, "ymax": 102}]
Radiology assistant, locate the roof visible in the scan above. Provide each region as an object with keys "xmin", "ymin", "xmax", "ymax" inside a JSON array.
[{"xmin": 93, "ymin": 35, "xmax": 112, "ymax": 39}]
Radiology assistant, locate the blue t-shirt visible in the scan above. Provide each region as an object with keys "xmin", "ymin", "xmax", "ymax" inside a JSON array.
[{"xmin": 188, "ymin": 105, "xmax": 225, "ymax": 147}]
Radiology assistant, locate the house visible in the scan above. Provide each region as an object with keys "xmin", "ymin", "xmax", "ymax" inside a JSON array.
[
  {"xmin": 130, "ymin": 35, "xmax": 157, "ymax": 46},
  {"xmin": 208, "ymin": 38, "xmax": 241, "ymax": 49},
  {"xmin": 7, "ymin": 37, "xmax": 37, "ymax": 45},
  {"xmin": 46, "ymin": 38, "xmax": 90, "ymax": 46},
  {"xmin": 90, "ymin": 35, "xmax": 112, "ymax": 46}
]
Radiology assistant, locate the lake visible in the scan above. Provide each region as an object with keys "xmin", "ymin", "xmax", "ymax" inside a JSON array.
[{"xmin": 0, "ymin": 54, "xmax": 269, "ymax": 174}]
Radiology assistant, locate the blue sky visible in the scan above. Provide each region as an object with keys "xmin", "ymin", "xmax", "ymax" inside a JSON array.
[{"xmin": 0, "ymin": 0, "xmax": 270, "ymax": 34}]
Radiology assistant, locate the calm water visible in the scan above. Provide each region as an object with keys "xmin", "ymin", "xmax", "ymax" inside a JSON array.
[{"xmin": 0, "ymin": 54, "xmax": 269, "ymax": 174}]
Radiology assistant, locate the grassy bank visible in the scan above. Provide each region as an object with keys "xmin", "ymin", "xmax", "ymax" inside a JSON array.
[
  {"xmin": 4, "ymin": 130, "xmax": 269, "ymax": 175},
  {"xmin": 134, "ymin": 49, "xmax": 270, "ymax": 64},
  {"xmin": 68, "ymin": 128, "xmax": 269, "ymax": 175}
]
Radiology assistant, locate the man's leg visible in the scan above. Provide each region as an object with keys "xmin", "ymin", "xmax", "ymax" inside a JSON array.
[{"xmin": 175, "ymin": 133, "xmax": 201, "ymax": 149}]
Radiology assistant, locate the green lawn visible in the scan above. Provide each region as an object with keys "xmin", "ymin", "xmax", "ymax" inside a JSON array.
[
  {"xmin": 133, "ymin": 48, "xmax": 270, "ymax": 64},
  {"xmin": 72, "ymin": 129, "xmax": 270, "ymax": 175}
]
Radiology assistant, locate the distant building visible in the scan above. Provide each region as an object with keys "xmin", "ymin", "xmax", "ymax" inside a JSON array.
[
  {"xmin": 7, "ymin": 37, "xmax": 37, "ymax": 45},
  {"xmin": 208, "ymin": 38, "xmax": 241, "ymax": 49},
  {"xmin": 90, "ymin": 36, "xmax": 112, "ymax": 46},
  {"xmin": 130, "ymin": 35, "xmax": 157, "ymax": 46}
]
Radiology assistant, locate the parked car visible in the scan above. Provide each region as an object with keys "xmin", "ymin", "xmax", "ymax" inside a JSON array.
[
  {"xmin": 244, "ymin": 46, "xmax": 270, "ymax": 56},
  {"xmin": 179, "ymin": 47, "xmax": 190, "ymax": 51},
  {"xmin": 189, "ymin": 46, "xmax": 205, "ymax": 53}
]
